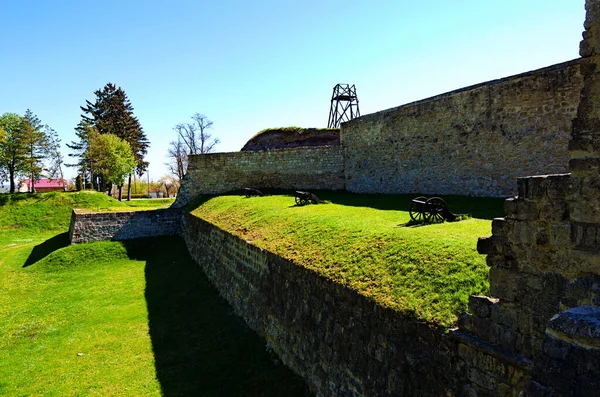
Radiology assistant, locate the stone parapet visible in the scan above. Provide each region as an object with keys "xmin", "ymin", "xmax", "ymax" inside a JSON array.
[
  {"xmin": 174, "ymin": 146, "xmax": 345, "ymax": 208},
  {"xmin": 69, "ymin": 208, "xmax": 182, "ymax": 243}
]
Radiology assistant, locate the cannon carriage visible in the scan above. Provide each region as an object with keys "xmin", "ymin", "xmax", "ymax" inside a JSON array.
[{"xmin": 409, "ymin": 196, "xmax": 457, "ymax": 223}]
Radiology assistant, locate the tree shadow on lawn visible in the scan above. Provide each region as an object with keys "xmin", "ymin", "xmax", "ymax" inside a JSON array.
[
  {"xmin": 22, "ymin": 232, "xmax": 70, "ymax": 268},
  {"xmin": 123, "ymin": 237, "xmax": 311, "ymax": 397}
]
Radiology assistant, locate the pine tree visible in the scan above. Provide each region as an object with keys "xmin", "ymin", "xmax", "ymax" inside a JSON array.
[
  {"xmin": 71, "ymin": 83, "xmax": 149, "ymax": 198},
  {"xmin": 45, "ymin": 125, "xmax": 67, "ymax": 191},
  {"xmin": 21, "ymin": 109, "xmax": 49, "ymax": 192},
  {"xmin": 66, "ymin": 120, "xmax": 98, "ymax": 190},
  {"xmin": 0, "ymin": 112, "xmax": 25, "ymax": 193}
]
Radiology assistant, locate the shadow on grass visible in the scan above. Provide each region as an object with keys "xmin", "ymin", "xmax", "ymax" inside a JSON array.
[
  {"xmin": 122, "ymin": 237, "xmax": 310, "ymax": 397},
  {"xmin": 22, "ymin": 232, "xmax": 70, "ymax": 268},
  {"xmin": 0, "ymin": 192, "xmax": 35, "ymax": 207},
  {"xmin": 190, "ymin": 190, "xmax": 505, "ymax": 221}
]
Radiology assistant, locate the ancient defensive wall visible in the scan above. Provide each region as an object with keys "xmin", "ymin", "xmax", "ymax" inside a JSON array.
[
  {"xmin": 342, "ymin": 59, "xmax": 582, "ymax": 197},
  {"xmin": 174, "ymin": 146, "xmax": 345, "ymax": 207},
  {"xmin": 175, "ymin": 59, "xmax": 582, "ymax": 209}
]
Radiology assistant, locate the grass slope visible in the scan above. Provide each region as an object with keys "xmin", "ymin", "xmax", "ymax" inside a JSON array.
[
  {"xmin": 190, "ymin": 191, "xmax": 503, "ymax": 327},
  {"xmin": 0, "ymin": 192, "xmax": 309, "ymax": 396}
]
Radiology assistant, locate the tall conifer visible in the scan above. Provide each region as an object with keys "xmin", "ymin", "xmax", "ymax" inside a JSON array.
[
  {"xmin": 68, "ymin": 83, "xmax": 149, "ymax": 196},
  {"xmin": 21, "ymin": 109, "xmax": 49, "ymax": 192}
]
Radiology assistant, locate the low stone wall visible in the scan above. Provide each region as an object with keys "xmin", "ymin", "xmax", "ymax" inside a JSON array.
[
  {"xmin": 181, "ymin": 213, "xmax": 534, "ymax": 396},
  {"xmin": 174, "ymin": 146, "xmax": 345, "ymax": 208},
  {"xmin": 69, "ymin": 208, "xmax": 181, "ymax": 243},
  {"xmin": 342, "ymin": 59, "xmax": 582, "ymax": 197}
]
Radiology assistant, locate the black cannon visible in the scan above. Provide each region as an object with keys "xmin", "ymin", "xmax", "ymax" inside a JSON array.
[
  {"xmin": 244, "ymin": 187, "xmax": 264, "ymax": 198},
  {"xmin": 294, "ymin": 191, "xmax": 322, "ymax": 206},
  {"xmin": 409, "ymin": 196, "xmax": 457, "ymax": 223}
]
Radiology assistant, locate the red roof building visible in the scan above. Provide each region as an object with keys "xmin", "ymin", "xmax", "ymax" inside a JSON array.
[{"xmin": 20, "ymin": 178, "xmax": 67, "ymax": 192}]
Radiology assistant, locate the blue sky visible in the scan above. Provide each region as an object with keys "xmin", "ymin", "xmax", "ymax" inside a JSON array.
[{"xmin": 0, "ymin": 1, "xmax": 585, "ymax": 182}]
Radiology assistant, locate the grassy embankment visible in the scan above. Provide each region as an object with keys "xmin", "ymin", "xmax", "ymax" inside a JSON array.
[
  {"xmin": 0, "ymin": 192, "xmax": 309, "ymax": 396},
  {"xmin": 190, "ymin": 191, "xmax": 504, "ymax": 327}
]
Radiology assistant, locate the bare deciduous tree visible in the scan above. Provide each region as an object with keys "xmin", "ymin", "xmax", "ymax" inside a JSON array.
[
  {"xmin": 174, "ymin": 113, "xmax": 219, "ymax": 155},
  {"xmin": 165, "ymin": 137, "xmax": 188, "ymax": 188}
]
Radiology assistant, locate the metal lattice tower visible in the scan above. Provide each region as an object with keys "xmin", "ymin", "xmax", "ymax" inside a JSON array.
[{"xmin": 327, "ymin": 84, "xmax": 360, "ymax": 128}]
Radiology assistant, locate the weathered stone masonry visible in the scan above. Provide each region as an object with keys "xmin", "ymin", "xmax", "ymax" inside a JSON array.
[
  {"xmin": 473, "ymin": 1, "xmax": 600, "ymax": 395},
  {"xmin": 175, "ymin": 59, "xmax": 583, "ymax": 210},
  {"xmin": 69, "ymin": 208, "xmax": 181, "ymax": 243},
  {"xmin": 181, "ymin": 214, "xmax": 463, "ymax": 396},
  {"xmin": 342, "ymin": 60, "xmax": 582, "ymax": 197},
  {"xmin": 181, "ymin": 213, "xmax": 538, "ymax": 397},
  {"xmin": 174, "ymin": 146, "xmax": 345, "ymax": 208}
]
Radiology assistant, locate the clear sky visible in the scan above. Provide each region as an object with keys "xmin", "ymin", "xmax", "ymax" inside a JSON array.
[{"xmin": 0, "ymin": 0, "xmax": 586, "ymax": 182}]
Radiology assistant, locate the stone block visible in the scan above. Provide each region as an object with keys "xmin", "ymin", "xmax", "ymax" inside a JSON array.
[
  {"xmin": 547, "ymin": 306, "xmax": 600, "ymax": 347},
  {"xmin": 477, "ymin": 236, "xmax": 510, "ymax": 256},
  {"xmin": 568, "ymin": 157, "xmax": 600, "ymax": 175},
  {"xmin": 489, "ymin": 267, "xmax": 522, "ymax": 302},
  {"xmin": 550, "ymin": 223, "xmax": 572, "ymax": 247},
  {"xmin": 540, "ymin": 200, "xmax": 568, "ymax": 223},
  {"xmin": 490, "ymin": 303, "xmax": 519, "ymax": 330},
  {"xmin": 505, "ymin": 198, "xmax": 540, "ymax": 221},
  {"xmin": 468, "ymin": 295, "xmax": 499, "ymax": 319},
  {"xmin": 517, "ymin": 175, "xmax": 548, "ymax": 199},
  {"xmin": 491, "ymin": 218, "xmax": 512, "ymax": 238},
  {"xmin": 546, "ymin": 174, "xmax": 577, "ymax": 199},
  {"xmin": 570, "ymin": 196, "xmax": 600, "ymax": 223}
]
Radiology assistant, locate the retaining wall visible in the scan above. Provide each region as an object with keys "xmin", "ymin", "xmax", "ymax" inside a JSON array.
[
  {"xmin": 68, "ymin": 208, "xmax": 181, "ymax": 243},
  {"xmin": 180, "ymin": 213, "xmax": 536, "ymax": 396},
  {"xmin": 341, "ymin": 59, "xmax": 582, "ymax": 197},
  {"xmin": 174, "ymin": 146, "xmax": 345, "ymax": 208}
]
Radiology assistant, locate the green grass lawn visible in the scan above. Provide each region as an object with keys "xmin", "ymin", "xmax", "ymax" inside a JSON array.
[
  {"xmin": 190, "ymin": 191, "xmax": 504, "ymax": 327},
  {"xmin": 0, "ymin": 192, "xmax": 309, "ymax": 396}
]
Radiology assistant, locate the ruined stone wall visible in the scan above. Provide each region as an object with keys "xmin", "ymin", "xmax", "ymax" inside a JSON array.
[
  {"xmin": 472, "ymin": 1, "xmax": 600, "ymax": 395},
  {"xmin": 342, "ymin": 60, "xmax": 582, "ymax": 197},
  {"xmin": 69, "ymin": 208, "xmax": 181, "ymax": 243},
  {"xmin": 174, "ymin": 146, "xmax": 345, "ymax": 208}
]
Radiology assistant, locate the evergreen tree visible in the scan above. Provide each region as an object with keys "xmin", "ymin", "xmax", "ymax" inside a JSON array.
[
  {"xmin": 66, "ymin": 120, "xmax": 98, "ymax": 190},
  {"xmin": 21, "ymin": 109, "xmax": 49, "ymax": 192},
  {"xmin": 72, "ymin": 83, "xmax": 149, "ymax": 198},
  {"xmin": 75, "ymin": 174, "xmax": 83, "ymax": 191},
  {"xmin": 45, "ymin": 125, "xmax": 67, "ymax": 191},
  {"xmin": 0, "ymin": 113, "xmax": 25, "ymax": 193}
]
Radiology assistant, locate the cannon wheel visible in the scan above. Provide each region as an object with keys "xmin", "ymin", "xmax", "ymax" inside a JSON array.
[
  {"xmin": 409, "ymin": 196, "xmax": 428, "ymax": 222},
  {"xmin": 424, "ymin": 197, "xmax": 447, "ymax": 223},
  {"xmin": 295, "ymin": 195, "xmax": 303, "ymax": 206},
  {"xmin": 245, "ymin": 191, "xmax": 252, "ymax": 198}
]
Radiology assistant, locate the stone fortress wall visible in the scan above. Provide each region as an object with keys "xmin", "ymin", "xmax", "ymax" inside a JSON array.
[
  {"xmin": 69, "ymin": 208, "xmax": 181, "ymax": 243},
  {"xmin": 174, "ymin": 146, "xmax": 345, "ymax": 207},
  {"xmin": 342, "ymin": 60, "xmax": 582, "ymax": 197},
  {"xmin": 175, "ymin": 58, "xmax": 582, "ymax": 208}
]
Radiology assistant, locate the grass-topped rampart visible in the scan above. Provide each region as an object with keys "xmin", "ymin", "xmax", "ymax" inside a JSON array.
[
  {"xmin": 190, "ymin": 191, "xmax": 503, "ymax": 327},
  {"xmin": 241, "ymin": 126, "xmax": 340, "ymax": 151}
]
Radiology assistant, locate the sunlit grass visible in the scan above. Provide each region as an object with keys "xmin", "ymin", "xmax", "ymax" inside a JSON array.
[
  {"xmin": 190, "ymin": 192, "xmax": 502, "ymax": 327},
  {"xmin": 0, "ymin": 192, "xmax": 308, "ymax": 396}
]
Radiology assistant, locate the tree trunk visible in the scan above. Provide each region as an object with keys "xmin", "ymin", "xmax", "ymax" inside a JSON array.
[
  {"xmin": 118, "ymin": 185, "xmax": 123, "ymax": 201},
  {"xmin": 127, "ymin": 173, "xmax": 132, "ymax": 201},
  {"xmin": 58, "ymin": 160, "xmax": 66, "ymax": 191},
  {"xmin": 9, "ymin": 165, "xmax": 15, "ymax": 193}
]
